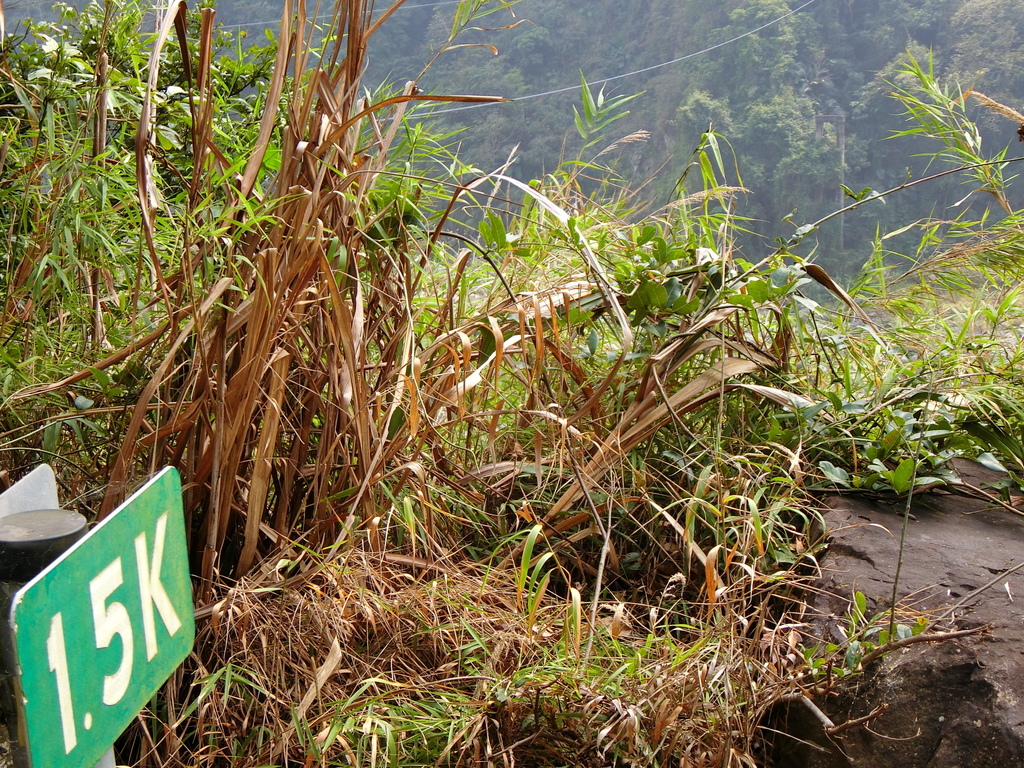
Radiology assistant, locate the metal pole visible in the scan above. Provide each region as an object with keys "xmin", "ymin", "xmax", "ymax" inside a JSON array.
[
  {"xmin": 815, "ymin": 114, "xmax": 847, "ymax": 251},
  {"xmin": 0, "ymin": 467, "xmax": 112, "ymax": 768}
]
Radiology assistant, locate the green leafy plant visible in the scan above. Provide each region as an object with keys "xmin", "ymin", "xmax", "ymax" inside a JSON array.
[
  {"xmin": 573, "ymin": 73, "xmax": 642, "ymax": 150},
  {"xmin": 804, "ymin": 590, "xmax": 929, "ymax": 681},
  {"xmin": 9, "ymin": 2, "xmax": 1024, "ymax": 766}
]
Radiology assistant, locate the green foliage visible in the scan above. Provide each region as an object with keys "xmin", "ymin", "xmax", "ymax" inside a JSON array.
[
  {"xmin": 376, "ymin": 0, "xmax": 1024, "ymax": 275},
  {"xmin": 573, "ymin": 74, "xmax": 642, "ymax": 149},
  {"xmin": 769, "ymin": 56, "xmax": 1024, "ymax": 503},
  {"xmin": 0, "ymin": 0, "xmax": 277, "ymax": 487},
  {"xmin": 949, "ymin": 0, "xmax": 1024, "ymax": 104},
  {"xmin": 804, "ymin": 590, "xmax": 929, "ymax": 679},
  {"xmin": 890, "ymin": 51, "xmax": 1012, "ymax": 212}
]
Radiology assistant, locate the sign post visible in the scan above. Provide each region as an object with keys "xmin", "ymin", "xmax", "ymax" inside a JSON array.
[
  {"xmin": 3, "ymin": 467, "xmax": 194, "ymax": 768},
  {"xmin": 0, "ymin": 465, "xmax": 92, "ymax": 768}
]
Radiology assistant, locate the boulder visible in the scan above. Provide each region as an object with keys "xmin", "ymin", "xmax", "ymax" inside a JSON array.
[{"xmin": 773, "ymin": 459, "xmax": 1024, "ymax": 767}]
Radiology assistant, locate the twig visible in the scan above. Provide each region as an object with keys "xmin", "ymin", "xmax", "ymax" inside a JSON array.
[
  {"xmin": 826, "ymin": 704, "xmax": 888, "ymax": 736},
  {"xmin": 437, "ymin": 231, "xmax": 517, "ymax": 303},
  {"xmin": 778, "ymin": 693, "xmax": 835, "ymax": 730},
  {"xmin": 571, "ymin": 452, "xmax": 614, "ymax": 660},
  {"xmin": 859, "ymin": 625, "xmax": 988, "ymax": 668},
  {"xmin": 491, "ymin": 731, "xmax": 541, "ymax": 759},
  {"xmin": 934, "ymin": 559, "xmax": 1024, "ymax": 622},
  {"xmin": 950, "ymin": 480, "xmax": 1024, "ymax": 518},
  {"xmin": 792, "ymin": 156, "xmax": 1024, "ymax": 244},
  {"xmin": 889, "ymin": 362, "xmax": 939, "ymax": 638}
]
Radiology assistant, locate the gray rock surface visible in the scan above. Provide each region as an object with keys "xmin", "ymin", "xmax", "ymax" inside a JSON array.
[{"xmin": 774, "ymin": 459, "xmax": 1024, "ymax": 767}]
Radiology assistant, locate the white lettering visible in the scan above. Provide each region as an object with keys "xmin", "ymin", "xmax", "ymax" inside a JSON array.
[
  {"xmin": 90, "ymin": 559, "xmax": 134, "ymax": 705},
  {"xmin": 46, "ymin": 612, "xmax": 77, "ymax": 753},
  {"xmin": 134, "ymin": 513, "xmax": 182, "ymax": 661}
]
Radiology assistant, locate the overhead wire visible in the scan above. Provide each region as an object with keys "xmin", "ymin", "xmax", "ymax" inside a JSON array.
[
  {"xmin": 429, "ymin": 0, "xmax": 819, "ymax": 114},
  {"xmin": 215, "ymin": 0, "xmax": 819, "ymax": 102}
]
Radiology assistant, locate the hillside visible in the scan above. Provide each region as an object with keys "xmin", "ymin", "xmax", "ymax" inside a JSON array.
[
  {"xmin": 8, "ymin": 0, "xmax": 1023, "ymax": 274},
  {"xmin": 378, "ymin": 0, "xmax": 1024, "ymax": 272}
]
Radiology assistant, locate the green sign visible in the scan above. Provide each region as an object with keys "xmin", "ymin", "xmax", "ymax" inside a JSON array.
[{"xmin": 9, "ymin": 467, "xmax": 195, "ymax": 768}]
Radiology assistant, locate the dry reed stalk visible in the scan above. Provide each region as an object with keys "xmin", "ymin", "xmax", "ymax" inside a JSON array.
[
  {"xmin": 969, "ymin": 90, "xmax": 1024, "ymax": 125},
  {"xmin": 100, "ymin": 0, "xmax": 504, "ymax": 597}
]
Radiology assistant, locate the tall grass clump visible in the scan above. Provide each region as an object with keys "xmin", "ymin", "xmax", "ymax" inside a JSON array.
[
  {"xmin": 0, "ymin": 0, "xmax": 277, "ymax": 499},
  {"xmin": 143, "ymin": 1, "xmax": 809, "ymax": 760}
]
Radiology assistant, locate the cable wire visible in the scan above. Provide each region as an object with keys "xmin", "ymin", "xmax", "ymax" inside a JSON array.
[
  {"xmin": 9, "ymin": 0, "xmax": 819, "ymax": 118},
  {"xmin": 430, "ymin": 0, "xmax": 819, "ymax": 114}
]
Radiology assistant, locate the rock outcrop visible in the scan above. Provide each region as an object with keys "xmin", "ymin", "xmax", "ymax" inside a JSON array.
[{"xmin": 773, "ymin": 459, "xmax": 1024, "ymax": 767}]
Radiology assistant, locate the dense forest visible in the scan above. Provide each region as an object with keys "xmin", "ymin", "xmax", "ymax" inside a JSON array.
[
  {"xmin": 9, "ymin": 0, "xmax": 1024, "ymax": 274},
  {"xmin": 176, "ymin": 0, "xmax": 1024, "ymax": 271},
  {"xmin": 399, "ymin": 0, "xmax": 1024, "ymax": 272},
  {"xmin": 412, "ymin": 0, "xmax": 1024, "ymax": 270}
]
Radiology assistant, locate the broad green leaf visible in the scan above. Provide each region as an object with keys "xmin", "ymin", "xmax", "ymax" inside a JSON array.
[
  {"xmin": 845, "ymin": 640, "xmax": 863, "ymax": 670},
  {"xmin": 819, "ymin": 461, "xmax": 850, "ymax": 486},
  {"xmin": 745, "ymin": 279, "xmax": 770, "ymax": 303},
  {"xmin": 854, "ymin": 590, "xmax": 867, "ymax": 618},
  {"xmin": 976, "ymin": 452, "xmax": 1008, "ymax": 473},
  {"xmin": 636, "ymin": 225, "xmax": 658, "ymax": 246},
  {"xmin": 891, "ymin": 457, "xmax": 917, "ymax": 494}
]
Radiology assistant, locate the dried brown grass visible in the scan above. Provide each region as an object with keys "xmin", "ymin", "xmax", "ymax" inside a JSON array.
[
  {"xmin": 88, "ymin": 0, "xmax": 510, "ymax": 600},
  {"xmin": 24, "ymin": 0, "xmax": 802, "ymax": 599},
  {"xmin": 180, "ymin": 555, "xmax": 529, "ymax": 766},
  {"xmin": 136, "ymin": 550, "xmax": 808, "ymax": 767}
]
